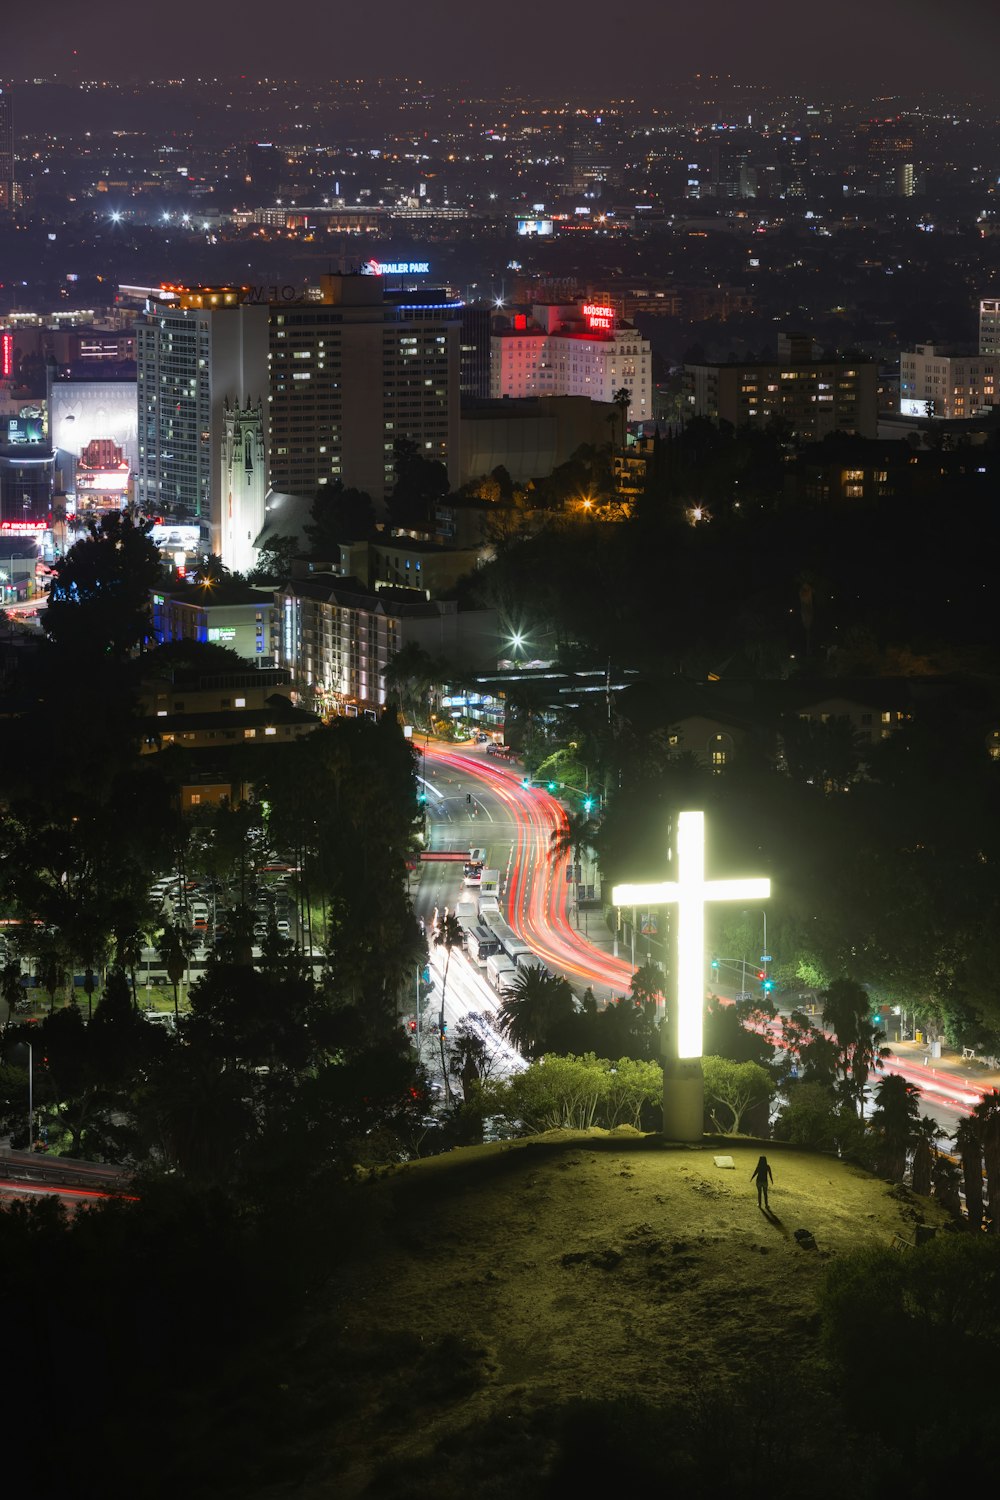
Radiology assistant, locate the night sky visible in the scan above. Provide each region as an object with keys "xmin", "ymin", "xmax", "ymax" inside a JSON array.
[{"xmin": 5, "ymin": 0, "xmax": 1000, "ymax": 95}]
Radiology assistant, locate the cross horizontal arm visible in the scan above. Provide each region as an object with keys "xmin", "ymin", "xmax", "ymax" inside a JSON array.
[
  {"xmin": 703, "ymin": 878, "xmax": 772, "ymax": 902},
  {"xmin": 612, "ymin": 882, "xmax": 679, "ymax": 907}
]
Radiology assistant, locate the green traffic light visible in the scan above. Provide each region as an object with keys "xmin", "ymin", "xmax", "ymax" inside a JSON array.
[{"xmin": 547, "ymin": 781, "xmax": 557, "ymax": 792}]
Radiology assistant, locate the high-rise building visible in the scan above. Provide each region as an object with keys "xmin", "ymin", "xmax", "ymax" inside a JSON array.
[
  {"xmin": 0, "ymin": 88, "xmax": 16, "ymax": 213},
  {"xmin": 491, "ymin": 301, "xmax": 651, "ymax": 424},
  {"xmin": 221, "ymin": 399, "xmax": 267, "ymax": 575},
  {"xmin": 135, "ymin": 287, "xmax": 269, "ymax": 553},
  {"xmin": 980, "ymin": 298, "xmax": 1000, "ymax": 358},
  {"xmin": 899, "ymin": 344, "xmax": 998, "ymax": 419},
  {"xmin": 268, "ymin": 273, "xmax": 460, "ymax": 504}
]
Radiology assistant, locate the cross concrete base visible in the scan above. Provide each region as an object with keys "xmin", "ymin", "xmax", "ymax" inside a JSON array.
[{"xmin": 662, "ymin": 1057, "xmax": 704, "ymax": 1142}]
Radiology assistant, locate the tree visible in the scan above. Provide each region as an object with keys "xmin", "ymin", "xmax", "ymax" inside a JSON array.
[
  {"xmin": 384, "ymin": 641, "xmax": 441, "ymax": 723},
  {"xmin": 156, "ymin": 921, "xmax": 197, "ymax": 1021},
  {"xmin": 822, "ymin": 978, "xmax": 890, "ymax": 1116},
  {"xmin": 248, "ymin": 534, "xmax": 299, "ymax": 585},
  {"xmin": 701, "ymin": 1056, "xmax": 775, "ymax": 1134},
  {"xmin": 549, "ymin": 810, "xmax": 598, "ymax": 928},
  {"xmin": 434, "ymin": 912, "xmax": 465, "ymax": 1102},
  {"xmin": 390, "ymin": 437, "xmax": 450, "ymax": 532},
  {"xmin": 498, "ymin": 968, "xmax": 577, "ymax": 1058},
  {"xmin": 972, "ymin": 1091, "xmax": 1000, "ymax": 1234},
  {"xmin": 612, "ymin": 386, "xmax": 631, "ymax": 451},
  {"xmin": 475, "ymin": 1052, "xmax": 660, "ymax": 1133},
  {"xmin": 955, "ymin": 1115, "xmax": 984, "ymax": 1231},
  {"xmin": 45, "ymin": 508, "xmax": 162, "ymax": 659},
  {"xmin": 868, "ymin": 1073, "xmax": 921, "ymax": 1181},
  {"xmin": 911, "ymin": 1116, "xmax": 937, "ymax": 1197},
  {"xmin": 305, "ymin": 483, "xmax": 376, "ymax": 554},
  {"xmin": 447, "ymin": 1017, "xmax": 507, "ymax": 1099},
  {"xmin": 774, "ymin": 1081, "xmax": 842, "ymax": 1152}
]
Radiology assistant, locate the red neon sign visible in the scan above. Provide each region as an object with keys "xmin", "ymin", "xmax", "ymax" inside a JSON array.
[
  {"xmin": 582, "ymin": 302, "xmax": 614, "ymax": 331},
  {"xmin": 0, "ymin": 520, "xmax": 47, "ymax": 533},
  {"xmin": 0, "ymin": 332, "xmax": 13, "ymax": 379}
]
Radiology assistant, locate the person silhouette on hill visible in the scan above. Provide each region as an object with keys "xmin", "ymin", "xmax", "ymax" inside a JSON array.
[{"xmin": 751, "ymin": 1155, "xmax": 774, "ymax": 1210}]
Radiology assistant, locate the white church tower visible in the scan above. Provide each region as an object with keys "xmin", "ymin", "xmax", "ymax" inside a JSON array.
[{"xmin": 221, "ymin": 398, "xmax": 266, "ymax": 575}]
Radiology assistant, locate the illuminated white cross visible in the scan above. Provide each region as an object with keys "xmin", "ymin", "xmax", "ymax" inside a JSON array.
[{"xmin": 612, "ymin": 810, "xmax": 770, "ymax": 1060}]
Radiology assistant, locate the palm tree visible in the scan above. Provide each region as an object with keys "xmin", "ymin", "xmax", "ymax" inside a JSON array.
[
  {"xmin": 821, "ymin": 978, "xmax": 890, "ymax": 1117},
  {"xmin": 910, "ymin": 1115, "xmax": 937, "ymax": 1197},
  {"xmin": 549, "ymin": 810, "xmax": 597, "ymax": 928},
  {"xmin": 955, "ymin": 1115, "xmax": 984, "ymax": 1231},
  {"xmin": 156, "ymin": 920, "xmax": 197, "ymax": 1022},
  {"xmin": 613, "ymin": 386, "xmax": 631, "ymax": 451},
  {"xmin": 932, "ymin": 1147, "xmax": 963, "ymax": 1219},
  {"xmin": 33, "ymin": 927, "xmax": 71, "ymax": 1014},
  {"xmin": 971, "ymin": 1090, "xmax": 1000, "ymax": 1234},
  {"xmin": 499, "ymin": 967, "xmax": 576, "ymax": 1058},
  {"xmin": 434, "ymin": 912, "xmax": 465, "ymax": 1102},
  {"xmin": 869, "ymin": 1073, "xmax": 920, "ymax": 1181}
]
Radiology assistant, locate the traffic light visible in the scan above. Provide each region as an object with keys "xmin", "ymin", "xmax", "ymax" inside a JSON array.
[
  {"xmin": 546, "ymin": 780, "xmax": 557, "ymax": 792},
  {"xmin": 522, "ymin": 776, "xmax": 531, "ymax": 788},
  {"xmin": 872, "ymin": 1011, "xmax": 882, "ymax": 1026},
  {"xmin": 711, "ymin": 956, "xmax": 720, "ymax": 971},
  {"xmin": 583, "ymin": 797, "xmax": 594, "ymax": 813},
  {"xmin": 757, "ymin": 970, "xmax": 766, "ymax": 982},
  {"xmin": 408, "ymin": 1019, "xmax": 417, "ymax": 1034},
  {"xmin": 466, "ymin": 793, "xmax": 472, "ymax": 805},
  {"xmin": 761, "ymin": 978, "xmax": 774, "ymax": 994}
]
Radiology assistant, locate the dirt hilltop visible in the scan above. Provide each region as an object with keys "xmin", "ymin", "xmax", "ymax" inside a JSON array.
[{"xmin": 189, "ymin": 1131, "xmax": 949, "ymax": 1499}]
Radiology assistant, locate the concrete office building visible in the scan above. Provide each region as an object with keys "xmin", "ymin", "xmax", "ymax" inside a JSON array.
[
  {"xmin": 686, "ymin": 333, "xmax": 877, "ymax": 440},
  {"xmin": 979, "ymin": 298, "xmax": 1000, "ymax": 358},
  {"xmin": 900, "ymin": 344, "xmax": 998, "ymax": 420},
  {"xmin": 0, "ymin": 88, "xmax": 17, "ymax": 213},
  {"xmin": 135, "ymin": 287, "xmax": 269, "ymax": 553},
  {"xmin": 268, "ymin": 273, "xmax": 460, "ymax": 505}
]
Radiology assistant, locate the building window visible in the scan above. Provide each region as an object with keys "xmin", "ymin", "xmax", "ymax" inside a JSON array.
[{"xmin": 190, "ymin": 793, "xmax": 201, "ymax": 805}]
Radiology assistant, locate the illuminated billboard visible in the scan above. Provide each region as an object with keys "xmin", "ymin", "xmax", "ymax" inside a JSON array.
[
  {"xmin": 1, "ymin": 332, "xmax": 12, "ymax": 379},
  {"xmin": 49, "ymin": 380, "xmax": 139, "ymax": 475},
  {"xmin": 149, "ymin": 523, "xmax": 203, "ymax": 552},
  {"xmin": 363, "ymin": 259, "xmax": 430, "ymax": 276},
  {"xmin": 900, "ymin": 398, "xmax": 931, "ymax": 418},
  {"xmin": 5, "ymin": 413, "xmax": 45, "ymax": 445},
  {"xmin": 516, "ymin": 218, "xmax": 553, "ymax": 237}
]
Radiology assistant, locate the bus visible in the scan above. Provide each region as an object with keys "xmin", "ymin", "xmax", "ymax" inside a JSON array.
[{"xmin": 466, "ymin": 925, "xmax": 502, "ymax": 966}]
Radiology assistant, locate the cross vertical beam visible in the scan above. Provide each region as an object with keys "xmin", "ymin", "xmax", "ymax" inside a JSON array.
[{"xmin": 612, "ymin": 809, "xmax": 770, "ymax": 1062}]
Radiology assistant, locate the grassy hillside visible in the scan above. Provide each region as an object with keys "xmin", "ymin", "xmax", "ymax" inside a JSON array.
[{"xmin": 166, "ymin": 1131, "xmax": 949, "ymax": 1499}]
